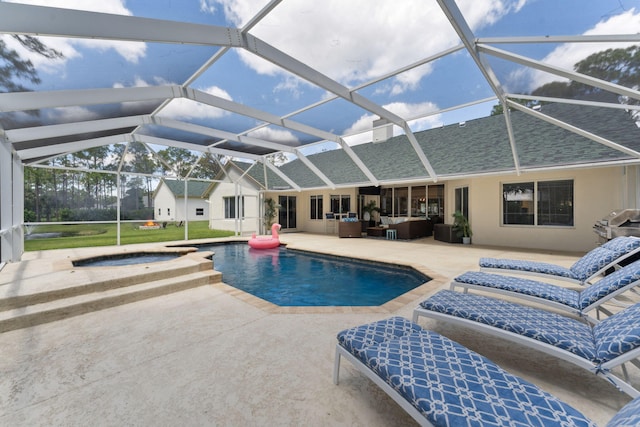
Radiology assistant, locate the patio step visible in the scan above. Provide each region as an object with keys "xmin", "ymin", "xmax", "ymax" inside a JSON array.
[{"xmin": 0, "ymin": 269, "xmax": 222, "ymax": 333}]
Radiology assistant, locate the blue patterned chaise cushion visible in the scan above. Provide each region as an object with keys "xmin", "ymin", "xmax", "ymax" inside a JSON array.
[
  {"xmin": 608, "ymin": 395, "xmax": 640, "ymax": 426},
  {"xmin": 479, "ymin": 236, "xmax": 640, "ymax": 284},
  {"xmin": 420, "ymin": 290, "xmax": 598, "ymax": 360},
  {"xmin": 337, "ymin": 317, "xmax": 595, "ymax": 426},
  {"xmin": 454, "ymin": 259, "xmax": 640, "ymax": 314}
]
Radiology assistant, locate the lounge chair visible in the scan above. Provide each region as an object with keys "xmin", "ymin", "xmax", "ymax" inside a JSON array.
[
  {"xmin": 450, "ymin": 259, "xmax": 640, "ymax": 319},
  {"xmin": 412, "ymin": 290, "xmax": 640, "ymax": 398},
  {"xmin": 479, "ymin": 236, "xmax": 640, "ymax": 285},
  {"xmin": 334, "ymin": 316, "xmax": 640, "ymax": 427}
]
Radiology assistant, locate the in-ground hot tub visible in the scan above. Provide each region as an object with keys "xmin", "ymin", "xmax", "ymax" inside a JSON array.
[{"xmin": 72, "ymin": 250, "xmax": 193, "ymax": 267}]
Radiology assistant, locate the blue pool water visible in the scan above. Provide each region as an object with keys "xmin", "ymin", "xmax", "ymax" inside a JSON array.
[
  {"xmin": 73, "ymin": 253, "xmax": 180, "ymax": 267},
  {"xmin": 199, "ymin": 243, "xmax": 429, "ymax": 306}
]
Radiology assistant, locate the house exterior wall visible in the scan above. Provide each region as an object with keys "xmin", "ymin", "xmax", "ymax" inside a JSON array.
[
  {"xmin": 209, "ymin": 182, "xmax": 260, "ymax": 235},
  {"xmin": 153, "ymin": 185, "xmax": 176, "ymax": 221},
  {"xmin": 264, "ymin": 188, "xmax": 359, "ymax": 235},
  {"xmin": 259, "ymin": 165, "xmax": 638, "ymax": 253},
  {"xmin": 445, "ymin": 166, "xmax": 634, "ymax": 252},
  {"xmin": 153, "ymin": 184, "xmax": 210, "ymax": 222}
]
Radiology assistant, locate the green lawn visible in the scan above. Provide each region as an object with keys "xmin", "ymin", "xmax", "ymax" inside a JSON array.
[{"xmin": 24, "ymin": 221, "xmax": 235, "ymax": 251}]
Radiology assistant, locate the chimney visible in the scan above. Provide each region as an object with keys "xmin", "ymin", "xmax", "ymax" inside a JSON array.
[{"xmin": 373, "ymin": 118, "xmax": 393, "ymax": 143}]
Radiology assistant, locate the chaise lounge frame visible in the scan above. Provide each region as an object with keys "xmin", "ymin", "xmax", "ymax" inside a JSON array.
[
  {"xmin": 479, "ymin": 236, "xmax": 640, "ymax": 286},
  {"xmin": 450, "ymin": 259, "xmax": 640, "ymax": 320},
  {"xmin": 412, "ymin": 290, "xmax": 640, "ymax": 398}
]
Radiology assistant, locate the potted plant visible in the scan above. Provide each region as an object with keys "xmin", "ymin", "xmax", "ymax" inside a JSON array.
[
  {"xmin": 362, "ymin": 200, "xmax": 380, "ymax": 227},
  {"xmin": 263, "ymin": 197, "xmax": 281, "ymax": 231},
  {"xmin": 452, "ymin": 210, "xmax": 472, "ymax": 244}
]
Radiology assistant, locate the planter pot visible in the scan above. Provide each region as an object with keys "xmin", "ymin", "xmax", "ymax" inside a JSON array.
[{"xmin": 462, "ymin": 236, "xmax": 471, "ymax": 245}]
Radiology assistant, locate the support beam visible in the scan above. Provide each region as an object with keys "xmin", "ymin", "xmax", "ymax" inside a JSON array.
[
  {"xmin": 263, "ymin": 160, "xmax": 301, "ymax": 192},
  {"xmin": 0, "ymin": 86, "xmax": 181, "ymax": 112},
  {"xmin": 508, "ymin": 100, "xmax": 640, "ymax": 159},
  {"xmin": 0, "ymin": 3, "xmax": 243, "ymax": 46},
  {"xmin": 479, "ymin": 44, "xmax": 640, "ymax": 102},
  {"xmin": 18, "ymin": 134, "xmax": 130, "ymax": 160},
  {"xmin": 6, "ymin": 115, "xmax": 151, "ymax": 142}
]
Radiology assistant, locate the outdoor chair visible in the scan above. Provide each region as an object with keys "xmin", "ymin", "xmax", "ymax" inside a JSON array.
[
  {"xmin": 479, "ymin": 236, "xmax": 640, "ymax": 286},
  {"xmin": 450, "ymin": 258, "xmax": 640, "ymax": 320},
  {"xmin": 412, "ymin": 290, "xmax": 640, "ymax": 398},
  {"xmin": 334, "ymin": 316, "xmax": 640, "ymax": 427}
]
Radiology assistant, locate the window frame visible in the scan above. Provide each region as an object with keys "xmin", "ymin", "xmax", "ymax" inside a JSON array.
[
  {"xmin": 224, "ymin": 196, "xmax": 245, "ymax": 219},
  {"xmin": 501, "ymin": 179, "xmax": 574, "ymax": 227},
  {"xmin": 310, "ymin": 195, "xmax": 323, "ymax": 220}
]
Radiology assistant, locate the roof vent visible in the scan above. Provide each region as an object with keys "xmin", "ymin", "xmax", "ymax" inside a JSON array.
[{"xmin": 458, "ymin": 121, "xmax": 466, "ymax": 128}]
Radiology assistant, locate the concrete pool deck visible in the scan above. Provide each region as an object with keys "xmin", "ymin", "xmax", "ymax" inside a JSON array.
[{"xmin": 1, "ymin": 233, "xmax": 637, "ymax": 425}]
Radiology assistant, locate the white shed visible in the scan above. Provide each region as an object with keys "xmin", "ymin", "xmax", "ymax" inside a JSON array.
[{"xmin": 153, "ymin": 179, "xmax": 213, "ymax": 223}]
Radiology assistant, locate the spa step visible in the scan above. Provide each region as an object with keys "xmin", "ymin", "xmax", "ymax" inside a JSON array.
[
  {"xmin": 0, "ymin": 270, "xmax": 221, "ymax": 333},
  {"xmin": 0, "ymin": 252, "xmax": 214, "ymax": 311}
]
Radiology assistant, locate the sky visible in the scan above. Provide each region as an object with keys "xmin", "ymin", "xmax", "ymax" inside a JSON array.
[{"xmin": 3, "ymin": 0, "xmax": 640, "ymax": 158}]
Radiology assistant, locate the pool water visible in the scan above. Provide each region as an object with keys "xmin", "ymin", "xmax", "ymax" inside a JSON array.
[
  {"xmin": 73, "ymin": 253, "xmax": 180, "ymax": 267},
  {"xmin": 200, "ymin": 243, "xmax": 429, "ymax": 306}
]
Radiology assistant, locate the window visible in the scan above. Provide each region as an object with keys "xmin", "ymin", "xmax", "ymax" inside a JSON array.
[
  {"xmin": 410, "ymin": 186, "xmax": 426, "ymax": 217},
  {"xmin": 167, "ymin": 208, "xmax": 170, "ymax": 216},
  {"xmin": 329, "ymin": 195, "xmax": 350, "ymax": 215},
  {"xmin": 427, "ymin": 184, "xmax": 444, "ymax": 220},
  {"xmin": 158, "ymin": 208, "xmax": 161, "ymax": 216},
  {"xmin": 502, "ymin": 180, "xmax": 573, "ymax": 226},
  {"xmin": 310, "ymin": 195, "xmax": 323, "ymax": 220},
  {"xmin": 224, "ymin": 196, "xmax": 245, "ymax": 219},
  {"xmin": 380, "ymin": 188, "xmax": 392, "ymax": 216},
  {"xmin": 455, "ymin": 186, "xmax": 469, "ymax": 219},
  {"xmin": 538, "ymin": 180, "xmax": 574, "ymax": 226},
  {"xmin": 394, "ymin": 187, "xmax": 408, "ymax": 216},
  {"xmin": 196, "ymin": 208, "xmax": 204, "ymax": 216}
]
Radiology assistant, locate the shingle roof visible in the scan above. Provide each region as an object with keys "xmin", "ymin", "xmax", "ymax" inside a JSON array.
[
  {"xmin": 161, "ymin": 179, "xmax": 212, "ymax": 198},
  {"xmin": 274, "ymin": 103, "xmax": 640, "ymax": 189},
  {"xmin": 229, "ymin": 161, "xmax": 290, "ymax": 189}
]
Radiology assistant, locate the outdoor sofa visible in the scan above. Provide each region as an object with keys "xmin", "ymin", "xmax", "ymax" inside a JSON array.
[{"xmin": 388, "ymin": 218, "xmax": 433, "ymax": 239}]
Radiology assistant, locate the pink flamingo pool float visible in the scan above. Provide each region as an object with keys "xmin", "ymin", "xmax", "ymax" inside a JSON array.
[{"xmin": 248, "ymin": 223, "xmax": 281, "ymax": 249}]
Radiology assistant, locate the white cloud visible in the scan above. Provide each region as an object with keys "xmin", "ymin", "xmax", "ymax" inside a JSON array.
[
  {"xmin": 199, "ymin": 0, "xmax": 217, "ymax": 14},
  {"xmin": 158, "ymin": 85, "xmax": 233, "ymax": 120},
  {"xmin": 522, "ymin": 8, "xmax": 640, "ymax": 92},
  {"xmin": 247, "ymin": 127, "xmax": 299, "ymax": 144},
  {"xmin": 44, "ymin": 106, "xmax": 100, "ymax": 123},
  {"xmin": 4, "ymin": 0, "xmax": 146, "ymax": 71},
  {"xmin": 343, "ymin": 101, "xmax": 441, "ymax": 145},
  {"xmin": 216, "ymin": 0, "xmax": 529, "ymax": 96}
]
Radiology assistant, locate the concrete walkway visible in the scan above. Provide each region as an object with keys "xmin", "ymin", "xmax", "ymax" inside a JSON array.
[{"xmin": 0, "ymin": 234, "xmax": 635, "ymax": 426}]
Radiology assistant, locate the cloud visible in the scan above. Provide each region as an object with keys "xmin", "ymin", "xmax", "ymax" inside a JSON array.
[
  {"xmin": 199, "ymin": 0, "xmax": 217, "ymax": 14},
  {"xmin": 247, "ymin": 127, "xmax": 300, "ymax": 144},
  {"xmin": 3, "ymin": 0, "xmax": 146, "ymax": 70},
  {"xmin": 519, "ymin": 8, "xmax": 640, "ymax": 92},
  {"xmin": 43, "ymin": 106, "xmax": 100, "ymax": 124},
  {"xmin": 159, "ymin": 86, "xmax": 234, "ymax": 120},
  {"xmin": 343, "ymin": 101, "xmax": 441, "ymax": 145},
  {"xmin": 216, "ymin": 0, "xmax": 529, "ymax": 96}
]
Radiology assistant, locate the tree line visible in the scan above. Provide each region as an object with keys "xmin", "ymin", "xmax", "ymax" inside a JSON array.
[{"xmin": 24, "ymin": 145, "xmax": 222, "ymax": 222}]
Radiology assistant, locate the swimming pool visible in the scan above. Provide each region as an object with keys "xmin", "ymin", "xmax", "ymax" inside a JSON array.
[{"xmin": 198, "ymin": 243, "xmax": 430, "ymax": 306}]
